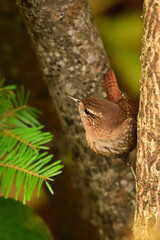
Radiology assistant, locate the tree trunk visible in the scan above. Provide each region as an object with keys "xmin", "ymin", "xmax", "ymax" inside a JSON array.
[
  {"xmin": 18, "ymin": 0, "xmax": 135, "ymax": 239},
  {"xmin": 133, "ymin": 0, "xmax": 160, "ymax": 239}
]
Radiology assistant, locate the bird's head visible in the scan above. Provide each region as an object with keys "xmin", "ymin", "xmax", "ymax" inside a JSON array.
[{"xmin": 68, "ymin": 96, "xmax": 126, "ymax": 134}]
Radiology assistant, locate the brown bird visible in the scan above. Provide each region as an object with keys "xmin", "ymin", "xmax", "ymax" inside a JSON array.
[{"xmin": 68, "ymin": 69, "xmax": 138, "ymax": 179}]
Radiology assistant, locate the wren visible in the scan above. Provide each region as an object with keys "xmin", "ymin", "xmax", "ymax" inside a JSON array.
[{"xmin": 68, "ymin": 69, "xmax": 138, "ymax": 179}]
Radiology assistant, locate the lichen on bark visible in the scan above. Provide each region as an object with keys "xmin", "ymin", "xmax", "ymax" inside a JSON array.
[{"xmin": 18, "ymin": 0, "xmax": 136, "ymax": 239}]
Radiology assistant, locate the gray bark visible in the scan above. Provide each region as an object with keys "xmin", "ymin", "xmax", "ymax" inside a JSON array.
[
  {"xmin": 133, "ymin": 0, "xmax": 160, "ymax": 239},
  {"xmin": 18, "ymin": 0, "xmax": 135, "ymax": 239}
]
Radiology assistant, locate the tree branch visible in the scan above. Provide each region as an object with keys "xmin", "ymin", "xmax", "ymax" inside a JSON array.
[{"xmin": 18, "ymin": 0, "xmax": 135, "ymax": 239}]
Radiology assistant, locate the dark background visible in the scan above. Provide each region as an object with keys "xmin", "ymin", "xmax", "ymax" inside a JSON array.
[{"xmin": 0, "ymin": 0, "xmax": 142, "ymax": 239}]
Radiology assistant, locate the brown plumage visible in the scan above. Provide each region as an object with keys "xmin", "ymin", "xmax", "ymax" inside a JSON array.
[
  {"xmin": 103, "ymin": 69, "xmax": 138, "ymax": 117},
  {"xmin": 68, "ymin": 69, "xmax": 138, "ymax": 179},
  {"xmin": 103, "ymin": 69, "xmax": 122, "ymax": 103}
]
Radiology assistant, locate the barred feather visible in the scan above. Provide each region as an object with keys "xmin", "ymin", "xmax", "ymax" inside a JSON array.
[{"xmin": 103, "ymin": 69, "xmax": 122, "ymax": 103}]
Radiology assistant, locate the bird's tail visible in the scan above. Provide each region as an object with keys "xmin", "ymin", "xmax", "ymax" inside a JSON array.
[{"xmin": 103, "ymin": 69, "xmax": 122, "ymax": 103}]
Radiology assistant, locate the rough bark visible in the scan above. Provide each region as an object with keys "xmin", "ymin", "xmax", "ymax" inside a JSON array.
[
  {"xmin": 18, "ymin": 0, "xmax": 135, "ymax": 239},
  {"xmin": 133, "ymin": 0, "xmax": 160, "ymax": 239}
]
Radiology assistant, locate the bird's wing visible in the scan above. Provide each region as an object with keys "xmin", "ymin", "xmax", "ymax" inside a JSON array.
[{"xmin": 117, "ymin": 99, "xmax": 139, "ymax": 118}]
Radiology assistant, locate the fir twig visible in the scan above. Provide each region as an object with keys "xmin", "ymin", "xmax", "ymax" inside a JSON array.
[{"xmin": 0, "ymin": 80, "xmax": 63, "ymax": 204}]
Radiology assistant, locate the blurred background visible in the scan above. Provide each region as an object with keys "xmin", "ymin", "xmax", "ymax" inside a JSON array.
[{"xmin": 0, "ymin": 0, "xmax": 142, "ymax": 239}]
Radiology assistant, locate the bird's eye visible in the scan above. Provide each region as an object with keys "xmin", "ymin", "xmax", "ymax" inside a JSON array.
[{"xmin": 84, "ymin": 108, "xmax": 90, "ymax": 115}]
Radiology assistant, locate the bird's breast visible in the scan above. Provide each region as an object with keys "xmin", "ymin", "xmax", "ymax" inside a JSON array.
[
  {"xmin": 86, "ymin": 132, "xmax": 120, "ymax": 157},
  {"xmin": 85, "ymin": 119, "xmax": 136, "ymax": 157}
]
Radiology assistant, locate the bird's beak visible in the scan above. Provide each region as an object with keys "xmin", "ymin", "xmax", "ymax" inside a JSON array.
[{"xmin": 68, "ymin": 96, "xmax": 80, "ymax": 104}]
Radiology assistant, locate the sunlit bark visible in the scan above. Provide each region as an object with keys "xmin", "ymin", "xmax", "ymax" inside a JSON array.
[{"xmin": 133, "ymin": 0, "xmax": 160, "ymax": 239}]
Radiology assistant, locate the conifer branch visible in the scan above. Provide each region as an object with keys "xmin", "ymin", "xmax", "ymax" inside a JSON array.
[
  {"xmin": 0, "ymin": 80, "xmax": 63, "ymax": 204},
  {"xmin": 0, "ymin": 162, "xmax": 51, "ymax": 181},
  {"xmin": 3, "ymin": 129, "xmax": 37, "ymax": 150}
]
